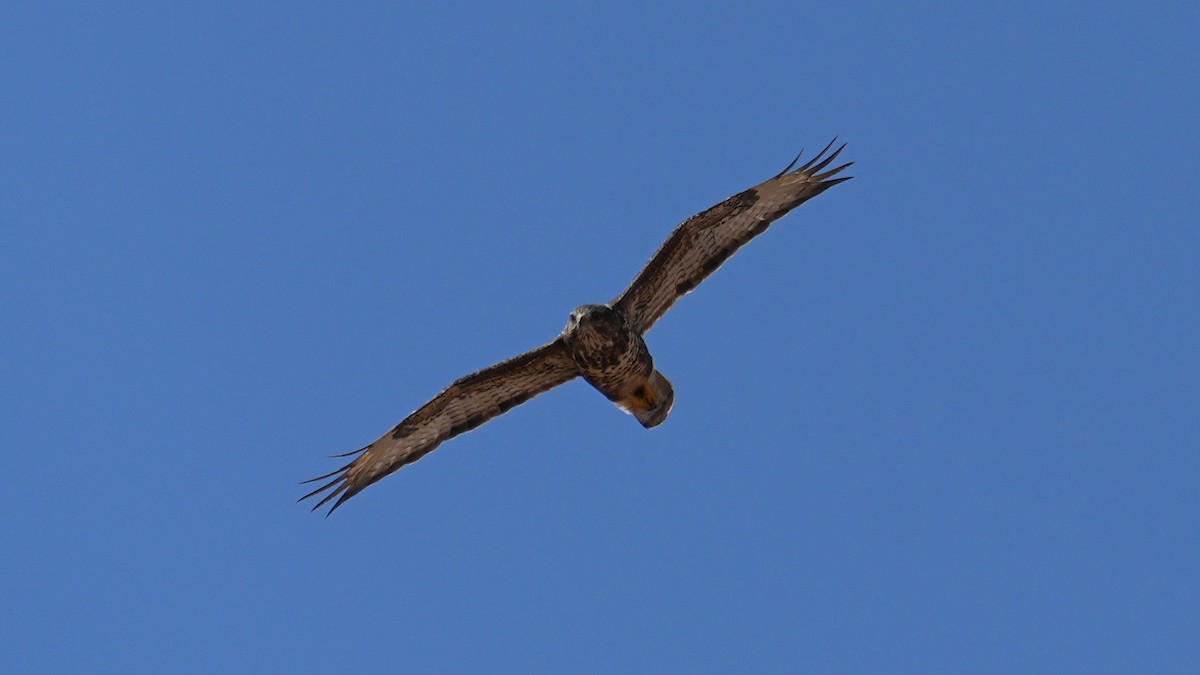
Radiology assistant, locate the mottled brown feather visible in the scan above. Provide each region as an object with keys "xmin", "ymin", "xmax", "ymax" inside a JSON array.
[
  {"xmin": 300, "ymin": 340, "xmax": 578, "ymax": 515},
  {"xmin": 612, "ymin": 140, "xmax": 852, "ymax": 333}
]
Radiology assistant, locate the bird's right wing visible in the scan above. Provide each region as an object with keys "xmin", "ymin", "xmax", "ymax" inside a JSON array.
[
  {"xmin": 300, "ymin": 339, "xmax": 579, "ymax": 515},
  {"xmin": 612, "ymin": 141, "xmax": 852, "ymax": 333}
]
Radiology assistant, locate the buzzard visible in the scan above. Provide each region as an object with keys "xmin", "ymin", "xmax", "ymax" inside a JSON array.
[{"xmin": 302, "ymin": 141, "xmax": 852, "ymax": 514}]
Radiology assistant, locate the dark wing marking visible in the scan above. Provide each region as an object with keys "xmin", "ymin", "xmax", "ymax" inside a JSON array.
[
  {"xmin": 300, "ymin": 339, "xmax": 578, "ymax": 515},
  {"xmin": 612, "ymin": 140, "xmax": 852, "ymax": 333}
]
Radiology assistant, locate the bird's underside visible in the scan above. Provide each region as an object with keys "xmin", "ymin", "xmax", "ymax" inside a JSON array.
[{"xmin": 302, "ymin": 140, "xmax": 852, "ymax": 514}]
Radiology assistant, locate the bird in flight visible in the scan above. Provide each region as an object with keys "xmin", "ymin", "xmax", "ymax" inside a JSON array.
[{"xmin": 302, "ymin": 140, "xmax": 852, "ymax": 514}]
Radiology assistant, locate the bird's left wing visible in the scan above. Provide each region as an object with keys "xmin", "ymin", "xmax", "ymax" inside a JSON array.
[
  {"xmin": 301, "ymin": 339, "xmax": 578, "ymax": 515},
  {"xmin": 612, "ymin": 141, "xmax": 852, "ymax": 333}
]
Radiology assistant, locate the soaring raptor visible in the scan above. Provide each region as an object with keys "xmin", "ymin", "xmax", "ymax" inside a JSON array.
[{"xmin": 302, "ymin": 141, "xmax": 852, "ymax": 514}]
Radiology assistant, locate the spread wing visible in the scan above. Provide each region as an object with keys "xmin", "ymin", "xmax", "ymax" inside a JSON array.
[
  {"xmin": 300, "ymin": 339, "xmax": 578, "ymax": 515},
  {"xmin": 612, "ymin": 140, "xmax": 852, "ymax": 333}
]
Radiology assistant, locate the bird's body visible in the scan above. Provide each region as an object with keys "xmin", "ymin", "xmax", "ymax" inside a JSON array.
[
  {"xmin": 302, "ymin": 141, "xmax": 852, "ymax": 514},
  {"xmin": 562, "ymin": 303, "xmax": 673, "ymax": 429}
]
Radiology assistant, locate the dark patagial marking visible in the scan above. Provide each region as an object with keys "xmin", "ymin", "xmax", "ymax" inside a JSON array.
[{"xmin": 675, "ymin": 278, "xmax": 696, "ymax": 295}]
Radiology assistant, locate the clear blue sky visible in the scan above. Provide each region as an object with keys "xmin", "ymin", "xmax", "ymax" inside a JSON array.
[{"xmin": 2, "ymin": 2, "xmax": 1197, "ymax": 672}]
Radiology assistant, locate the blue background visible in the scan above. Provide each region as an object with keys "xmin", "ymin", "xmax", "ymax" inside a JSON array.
[{"xmin": 3, "ymin": 2, "xmax": 1196, "ymax": 672}]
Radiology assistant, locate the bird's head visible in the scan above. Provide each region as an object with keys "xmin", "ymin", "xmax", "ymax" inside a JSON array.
[{"xmin": 565, "ymin": 304, "xmax": 616, "ymax": 333}]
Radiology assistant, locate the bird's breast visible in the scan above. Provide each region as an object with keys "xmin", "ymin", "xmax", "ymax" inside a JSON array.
[{"xmin": 562, "ymin": 305, "xmax": 653, "ymax": 397}]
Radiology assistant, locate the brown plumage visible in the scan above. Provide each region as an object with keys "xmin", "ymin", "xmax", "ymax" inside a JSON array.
[{"xmin": 301, "ymin": 140, "xmax": 852, "ymax": 514}]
